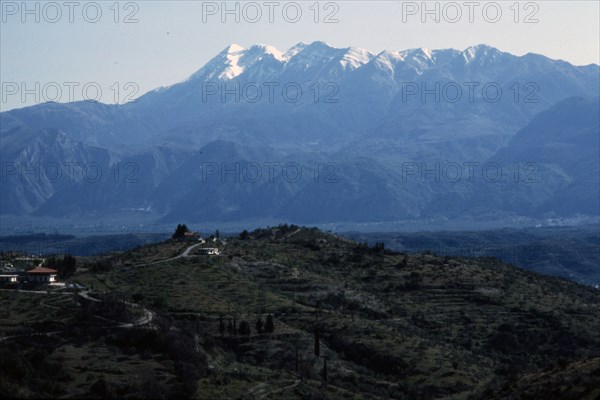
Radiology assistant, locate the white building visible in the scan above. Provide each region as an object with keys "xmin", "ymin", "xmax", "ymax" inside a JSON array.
[{"xmin": 26, "ymin": 266, "xmax": 58, "ymax": 283}]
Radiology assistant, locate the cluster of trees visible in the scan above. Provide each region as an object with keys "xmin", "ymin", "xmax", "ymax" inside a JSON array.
[
  {"xmin": 172, "ymin": 224, "xmax": 190, "ymax": 239},
  {"xmin": 172, "ymin": 224, "xmax": 221, "ymax": 240},
  {"xmin": 249, "ymin": 224, "xmax": 305, "ymax": 240},
  {"xmin": 219, "ymin": 314, "xmax": 275, "ymax": 337},
  {"xmin": 276, "ymin": 223, "xmax": 300, "ymax": 234},
  {"xmin": 45, "ymin": 254, "xmax": 77, "ymax": 277}
]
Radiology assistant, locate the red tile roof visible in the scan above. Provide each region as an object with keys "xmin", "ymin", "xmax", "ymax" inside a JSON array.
[{"xmin": 27, "ymin": 266, "xmax": 58, "ymax": 274}]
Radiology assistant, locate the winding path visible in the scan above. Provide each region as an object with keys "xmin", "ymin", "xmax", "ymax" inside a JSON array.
[{"xmin": 138, "ymin": 242, "xmax": 204, "ymax": 266}]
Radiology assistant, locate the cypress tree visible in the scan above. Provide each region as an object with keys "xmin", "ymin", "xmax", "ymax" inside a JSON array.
[
  {"xmin": 219, "ymin": 315, "xmax": 225, "ymax": 336},
  {"xmin": 265, "ymin": 314, "xmax": 274, "ymax": 333}
]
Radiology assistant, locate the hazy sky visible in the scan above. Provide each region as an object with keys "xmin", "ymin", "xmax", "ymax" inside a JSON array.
[{"xmin": 1, "ymin": 0, "xmax": 599, "ymax": 111}]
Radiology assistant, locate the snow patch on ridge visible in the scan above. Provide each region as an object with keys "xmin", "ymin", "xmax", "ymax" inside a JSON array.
[
  {"xmin": 339, "ymin": 47, "xmax": 375, "ymax": 70},
  {"xmin": 220, "ymin": 47, "xmax": 245, "ymax": 79}
]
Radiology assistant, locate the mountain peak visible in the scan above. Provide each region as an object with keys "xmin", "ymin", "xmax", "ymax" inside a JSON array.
[
  {"xmin": 220, "ymin": 48, "xmax": 245, "ymax": 79},
  {"xmin": 305, "ymin": 40, "xmax": 334, "ymax": 49},
  {"xmin": 283, "ymin": 42, "xmax": 308, "ymax": 60},
  {"xmin": 395, "ymin": 47, "xmax": 436, "ymax": 72},
  {"xmin": 192, "ymin": 43, "xmax": 288, "ymax": 81},
  {"xmin": 221, "ymin": 43, "xmax": 245, "ymax": 54},
  {"xmin": 462, "ymin": 44, "xmax": 501, "ymax": 63},
  {"xmin": 339, "ymin": 46, "xmax": 375, "ymax": 69},
  {"xmin": 247, "ymin": 43, "xmax": 285, "ymax": 61},
  {"xmin": 417, "ymin": 47, "xmax": 433, "ymax": 59}
]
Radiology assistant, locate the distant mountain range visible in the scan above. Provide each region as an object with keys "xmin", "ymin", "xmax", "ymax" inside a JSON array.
[{"xmin": 1, "ymin": 42, "xmax": 599, "ymax": 227}]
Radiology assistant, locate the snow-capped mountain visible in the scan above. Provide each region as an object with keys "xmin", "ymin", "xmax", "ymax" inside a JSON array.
[
  {"xmin": 189, "ymin": 43, "xmax": 286, "ymax": 82},
  {"xmin": 187, "ymin": 41, "xmax": 375, "ymax": 82},
  {"xmin": 4, "ymin": 42, "xmax": 598, "ymax": 150},
  {"xmin": 1, "ymin": 42, "xmax": 599, "ymax": 225}
]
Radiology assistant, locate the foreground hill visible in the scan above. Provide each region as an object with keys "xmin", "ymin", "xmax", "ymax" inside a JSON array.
[{"xmin": 1, "ymin": 226, "xmax": 599, "ymax": 399}]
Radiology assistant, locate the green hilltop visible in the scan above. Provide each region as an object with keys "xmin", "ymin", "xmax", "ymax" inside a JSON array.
[{"xmin": 1, "ymin": 225, "xmax": 599, "ymax": 399}]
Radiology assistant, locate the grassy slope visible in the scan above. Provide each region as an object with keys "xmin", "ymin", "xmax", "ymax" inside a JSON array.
[{"xmin": 2, "ymin": 226, "xmax": 599, "ymax": 399}]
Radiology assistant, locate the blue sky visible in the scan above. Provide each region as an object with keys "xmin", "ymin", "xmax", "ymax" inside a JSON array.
[{"xmin": 1, "ymin": 0, "xmax": 599, "ymax": 111}]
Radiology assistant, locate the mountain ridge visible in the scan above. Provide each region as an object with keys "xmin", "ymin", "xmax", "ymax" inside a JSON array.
[{"xmin": 1, "ymin": 43, "xmax": 598, "ymax": 231}]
